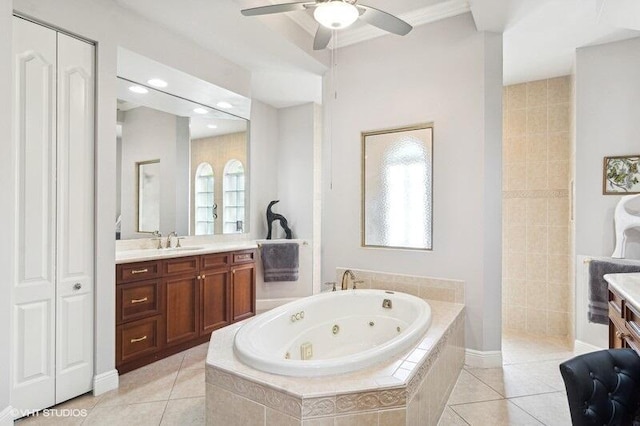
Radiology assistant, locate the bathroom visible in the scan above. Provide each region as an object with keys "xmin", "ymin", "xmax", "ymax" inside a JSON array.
[{"xmin": 2, "ymin": 0, "xmax": 640, "ymax": 425}]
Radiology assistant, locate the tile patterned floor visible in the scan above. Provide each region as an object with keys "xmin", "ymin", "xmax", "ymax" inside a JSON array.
[
  {"xmin": 17, "ymin": 343, "xmax": 208, "ymax": 426},
  {"xmin": 17, "ymin": 331, "xmax": 580, "ymax": 425},
  {"xmin": 441, "ymin": 331, "xmax": 578, "ymax": 426}
]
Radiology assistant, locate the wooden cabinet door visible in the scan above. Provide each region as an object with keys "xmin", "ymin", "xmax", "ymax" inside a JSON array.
[
  {"xmin": 200, "ymin": 269, "xmax": 231, "ymax": 335},
  {"xmin": 231, "ymin": 262, "xmax": 256, "ymax": 322},
  {"xmin": 165, "ymin": 273, "xmax": 199, "ymax": 347}
]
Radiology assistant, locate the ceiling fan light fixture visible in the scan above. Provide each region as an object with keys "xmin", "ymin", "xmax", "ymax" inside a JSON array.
[{"xmin": 314, "ymin": 1, "xmax": 358, "ymax": 30}]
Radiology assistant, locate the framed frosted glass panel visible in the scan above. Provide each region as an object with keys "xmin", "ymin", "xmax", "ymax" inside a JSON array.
[
  {"xmin": 362, "ymin": 124, "xmax": 433, "ymax": 250},
  {"xmin": 137, "ymin": 160, "xmax": 160, "ymax": 233}
]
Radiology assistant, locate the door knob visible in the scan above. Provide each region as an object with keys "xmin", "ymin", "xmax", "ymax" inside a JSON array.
[{"xmin": 73, "ymin": 283, "xmax": 82, "ymax": 290}]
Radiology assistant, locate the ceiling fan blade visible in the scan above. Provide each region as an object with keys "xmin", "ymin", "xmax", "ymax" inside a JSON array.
[
  {"xmin": 241, "ymin": 1, "xmax": 312, "ymax": 16},
  {"xmin": 313, "ymin": 25, "xmax": 332, "ymax": 50},
  {"xmin": 358, "ymin": 4, "xmax": 413, "ymax": 36}
]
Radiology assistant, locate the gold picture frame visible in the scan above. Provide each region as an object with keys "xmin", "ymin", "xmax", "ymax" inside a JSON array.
[
  {"xmin": 603, "ymin": 155, "xmax": 640, "ymax": 195},
  {"xmin": 361, "ymin": 123, "xmax": 434, "ymax": 250}
]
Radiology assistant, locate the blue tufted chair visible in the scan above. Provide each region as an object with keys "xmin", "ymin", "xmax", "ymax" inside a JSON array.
[{"xmin": 560, "ymin": 348, "xmax": 640, "ymax": 425}]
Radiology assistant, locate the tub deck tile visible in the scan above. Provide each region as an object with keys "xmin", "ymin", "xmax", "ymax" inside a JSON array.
[{"xmin": 206, "ymin": 299, "xmax": 466, "ymax": 423}]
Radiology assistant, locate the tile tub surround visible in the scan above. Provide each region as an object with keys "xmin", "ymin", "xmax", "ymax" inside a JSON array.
[
  {"xmin": 205, "ymin": 300, "xmax": 465, "ymax": 425},
  {"xmin": 335, "ymin": 268, "xmax": 464, "ymax": 303}
]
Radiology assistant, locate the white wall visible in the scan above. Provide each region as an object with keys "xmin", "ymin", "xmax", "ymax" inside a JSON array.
[
  {"xmin": 574, "ymin": 36, "xmax": 640, "ymax": 347},
  {"xmin": 321, "ymin": 14, "xmax": 503, "ymax": 352},
  {"xmin": 0, "ymin": 0, "xmax": 13, "ymax": 420},
  {"xmin": 250, "ymin": 102, "xmax": 320, "ymax": 300},
  {"xmin": 575, "ymin": 36, "xmax": 640, "ymax": 260},
  {"xmin": 6, "ymin": 0, "xmax": 253, "ymax": 392},
  {"xmin": 276, "ymin": 103, "xmax": 317, "ymax": 240},
  {"xmin": 248, "ymin": 100, "xmax": 279, "ymax": 240}
]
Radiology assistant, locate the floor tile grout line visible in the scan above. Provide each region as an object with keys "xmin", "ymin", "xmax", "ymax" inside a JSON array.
[
  {"xmin": 463, "ymin": 368, "xmax": 559, "ymax": 399},
  {"xmin": 446, "ymin": 395, "xmax": 506, "ymax": 407},
  {"xmin": 448, "ymin": 404, "xmax": 472, "ymax": 425},
  {"xmin": 155, "ymin": 400, "xmax": 170, "ymax": 426}
]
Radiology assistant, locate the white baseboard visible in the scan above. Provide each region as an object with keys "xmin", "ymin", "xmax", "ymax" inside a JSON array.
[
  {"xmin": 93, "ymin": 369, "xmax": 119, "ymax": 396},
  {"xmin": 574, "ymin": 340, "xmax": 605, "ymax": 355},
  {"xmin": 0, "ymin": 406, "xmax": 14, "ymax": 425},
  {"xmin": 464, "ymin": 349, "xmax": 503, "ymax": 368}
]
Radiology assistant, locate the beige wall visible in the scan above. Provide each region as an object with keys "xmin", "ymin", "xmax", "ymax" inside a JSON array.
[
  {"xmin": 502, "ymin": 76, "xmax": 572, "ymax": 337},
  {"xmin": 191, "ymin": 132, "xmax": 247, "ymax": 235}
]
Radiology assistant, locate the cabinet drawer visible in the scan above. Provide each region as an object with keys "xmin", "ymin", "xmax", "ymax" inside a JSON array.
[
  {"xmin": 201, "ymin": 253, "xmax": 230, "ymax": 271},
  {"xmin": 117, "ymin": 279, "xmax": 162, "ymax": 324},
  {"xmin": 117, "ymin": 261, "xmax": 161, "ymax": 283},
  {"xmin": 163, "ymin": 256, "xmax": 198, "ymax": 276},
  {"xmin": 116, "ymin": 315, "xmax": 163, "ymax": 365},
  {"xmin": 232, "ymin": 249, "xmax": 256, "ymax": 265}
]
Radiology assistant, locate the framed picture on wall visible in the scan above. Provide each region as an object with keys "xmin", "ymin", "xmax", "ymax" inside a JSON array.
[{"xmin": 603, "ymin": 155, "xmax": 640, "ymax": 194}]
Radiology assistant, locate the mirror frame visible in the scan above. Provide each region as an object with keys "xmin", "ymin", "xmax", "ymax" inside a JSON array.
[
  {"xmin": 116, "ymin": 76, "xmax": 251, "ymax": 239},
  {"xmin": 361, "ymin": 123, "xmax": 434, "ymax": 251}
]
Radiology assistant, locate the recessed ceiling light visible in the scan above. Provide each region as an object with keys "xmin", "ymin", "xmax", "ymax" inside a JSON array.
[
  {"xmin": 129, "ymin": 85, "xmax": 148, "ymax": 94},
  {"xmin": 216, "ymin": 101, "xmax": 233, "ymax": 109},
  {"xmin": 147, "ymin": 78, "xmax": 168, "ymax": 88},
  {"xmin": 207, "ymin": 124, "xmax": 218, "ymax": 129},
  {"xmin": 193, "ymin": 108, "xmax": 208, "ymax": 114}
]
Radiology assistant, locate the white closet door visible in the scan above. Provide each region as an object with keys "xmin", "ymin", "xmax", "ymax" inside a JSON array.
[
  {"xmin": 55, "ymin": 32, "xmax": 95, "ymax": 404},
  {"xmin": 11, "ymin": 17, "xmax": 57, "ymax": 412}
]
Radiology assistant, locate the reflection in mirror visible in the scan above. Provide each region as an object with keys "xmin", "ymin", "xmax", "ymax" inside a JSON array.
[
  {"xmin": 137, "ymin": 160, "xmax": 160, "ymax": 232},
  {"xmin": 116, "ymin": 77, "xmax": 249, "ymax": 239},
  {"xmin": 362, "ymin": 124, "xmax": 433, "ymax": 250}
]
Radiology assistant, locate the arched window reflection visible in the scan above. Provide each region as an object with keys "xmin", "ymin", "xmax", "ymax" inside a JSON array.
[
  {"xmin": 223, "ymin": 159, "xmax": 245, "ymax": 234},
  {"xmin": 195, "ymin": 162, "xmax": 215, "ymax": 235}
]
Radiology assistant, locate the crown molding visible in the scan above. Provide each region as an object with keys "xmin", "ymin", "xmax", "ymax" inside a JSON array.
[{"xmin": 285, "ymin": 0, "xmax": 471, "ymax": 48}]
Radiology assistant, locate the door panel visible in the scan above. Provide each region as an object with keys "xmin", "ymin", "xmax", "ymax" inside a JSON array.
[
  {"xmin": 12, "ymin": 16, "xmax": 57, "ymax": 412},
  {"xmin": 232, "ymin": 263, "xmax": 255, "ymax": 322},
  {"xmin": 55, "ymin": 32, "xmax": 95, "ymax": 404},
  {"xmin": 165, "ymin": 275, "xmax": 199, "ymax": 346},
  {"xmin": 201, "ymin": 270, "xmax": 230, "ymax": 334}
]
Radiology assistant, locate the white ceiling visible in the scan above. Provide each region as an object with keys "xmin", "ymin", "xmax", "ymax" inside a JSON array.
[{"xmin": 114, "ymin": 0, "xmax": 640, "ymax": 106}]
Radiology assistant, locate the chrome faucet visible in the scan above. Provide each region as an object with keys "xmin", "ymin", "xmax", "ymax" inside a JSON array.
[
  {"xmin": 152, "ymin": 230, "xmax": 163, "ymax": 249},
  {"xmin": 341, "ymin": 269, "xmax": 356, "ymax": 290},
  {"xmin": 166, "ymin": 231, "xmax": 178, "ymax": 248}
]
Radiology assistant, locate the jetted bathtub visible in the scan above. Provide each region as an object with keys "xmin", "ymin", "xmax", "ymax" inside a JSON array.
[{"xmin": 233, "ymin": 289, "xmax": 432, "ymax": 376}]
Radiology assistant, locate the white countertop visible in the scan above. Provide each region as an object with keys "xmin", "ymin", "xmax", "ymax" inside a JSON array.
[
  {"xmin": 605, "ymin": 273, "xmax": 640, "ymax": 311},
  {"xmin": 115, "ymin": 240, "xmax": 258, "ymax": 264}
]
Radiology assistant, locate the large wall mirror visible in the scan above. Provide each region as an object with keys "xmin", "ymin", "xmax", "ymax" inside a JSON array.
[
  {"xmin": 116, "ymin": 77, "xmax": 249, "ymax": 239},
  {"xmin": 362, "ymin": 123, "xmax": 433, "ymax": 250}
]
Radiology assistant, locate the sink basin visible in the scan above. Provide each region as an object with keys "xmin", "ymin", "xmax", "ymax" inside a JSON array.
[{"xmin": 168, "ymin": 246, "xmax": 205, "ymax": 252}]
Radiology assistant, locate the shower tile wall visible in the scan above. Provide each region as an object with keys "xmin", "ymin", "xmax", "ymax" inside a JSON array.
[{"xmin": 502, "ymin": 76, "xmax": 572, "ymax": 338}]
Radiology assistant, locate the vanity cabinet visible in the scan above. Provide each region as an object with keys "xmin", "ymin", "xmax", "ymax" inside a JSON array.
[
  {"xmin": 116, "ymin": 249, "xmax": 256, "ymax": 373},
  {"xmin": 608, "ymin": 286, "xmax": 640, "ymax": 352},
  {"xmin": 200, "ymin": 252, "xmax": 232, "ymax": 335}
]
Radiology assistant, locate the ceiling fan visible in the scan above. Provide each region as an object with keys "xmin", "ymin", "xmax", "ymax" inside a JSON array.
[{"xmin": 241, "ymin": 0, "xmax": 413, "ymax": 50}]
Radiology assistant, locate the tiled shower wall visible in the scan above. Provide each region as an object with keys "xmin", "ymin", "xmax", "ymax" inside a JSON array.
[{"xmin": 502, "ymin": 76, "xmax": 572, "ymax": 337}]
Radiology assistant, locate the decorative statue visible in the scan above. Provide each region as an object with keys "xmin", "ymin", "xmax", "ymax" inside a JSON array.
[{"xmin": 266, "ymin": 200, "xmax": 292, "ymax": 240}]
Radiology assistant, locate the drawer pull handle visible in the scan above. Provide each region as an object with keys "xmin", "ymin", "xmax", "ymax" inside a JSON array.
[
  {"xmin": 130, "ymin": 335, "xmax": 148, "ymax": 343},
  {"xmin": 616, "ymin": 330, "xmax": 630, "ymax": 339},
  {"xmin": 130, "ymin": 297, "xmax": 148, "ymax": 304},
  {"xmin": 131, "ymin": 269, "xmax": 149, "ymax": 274}
]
